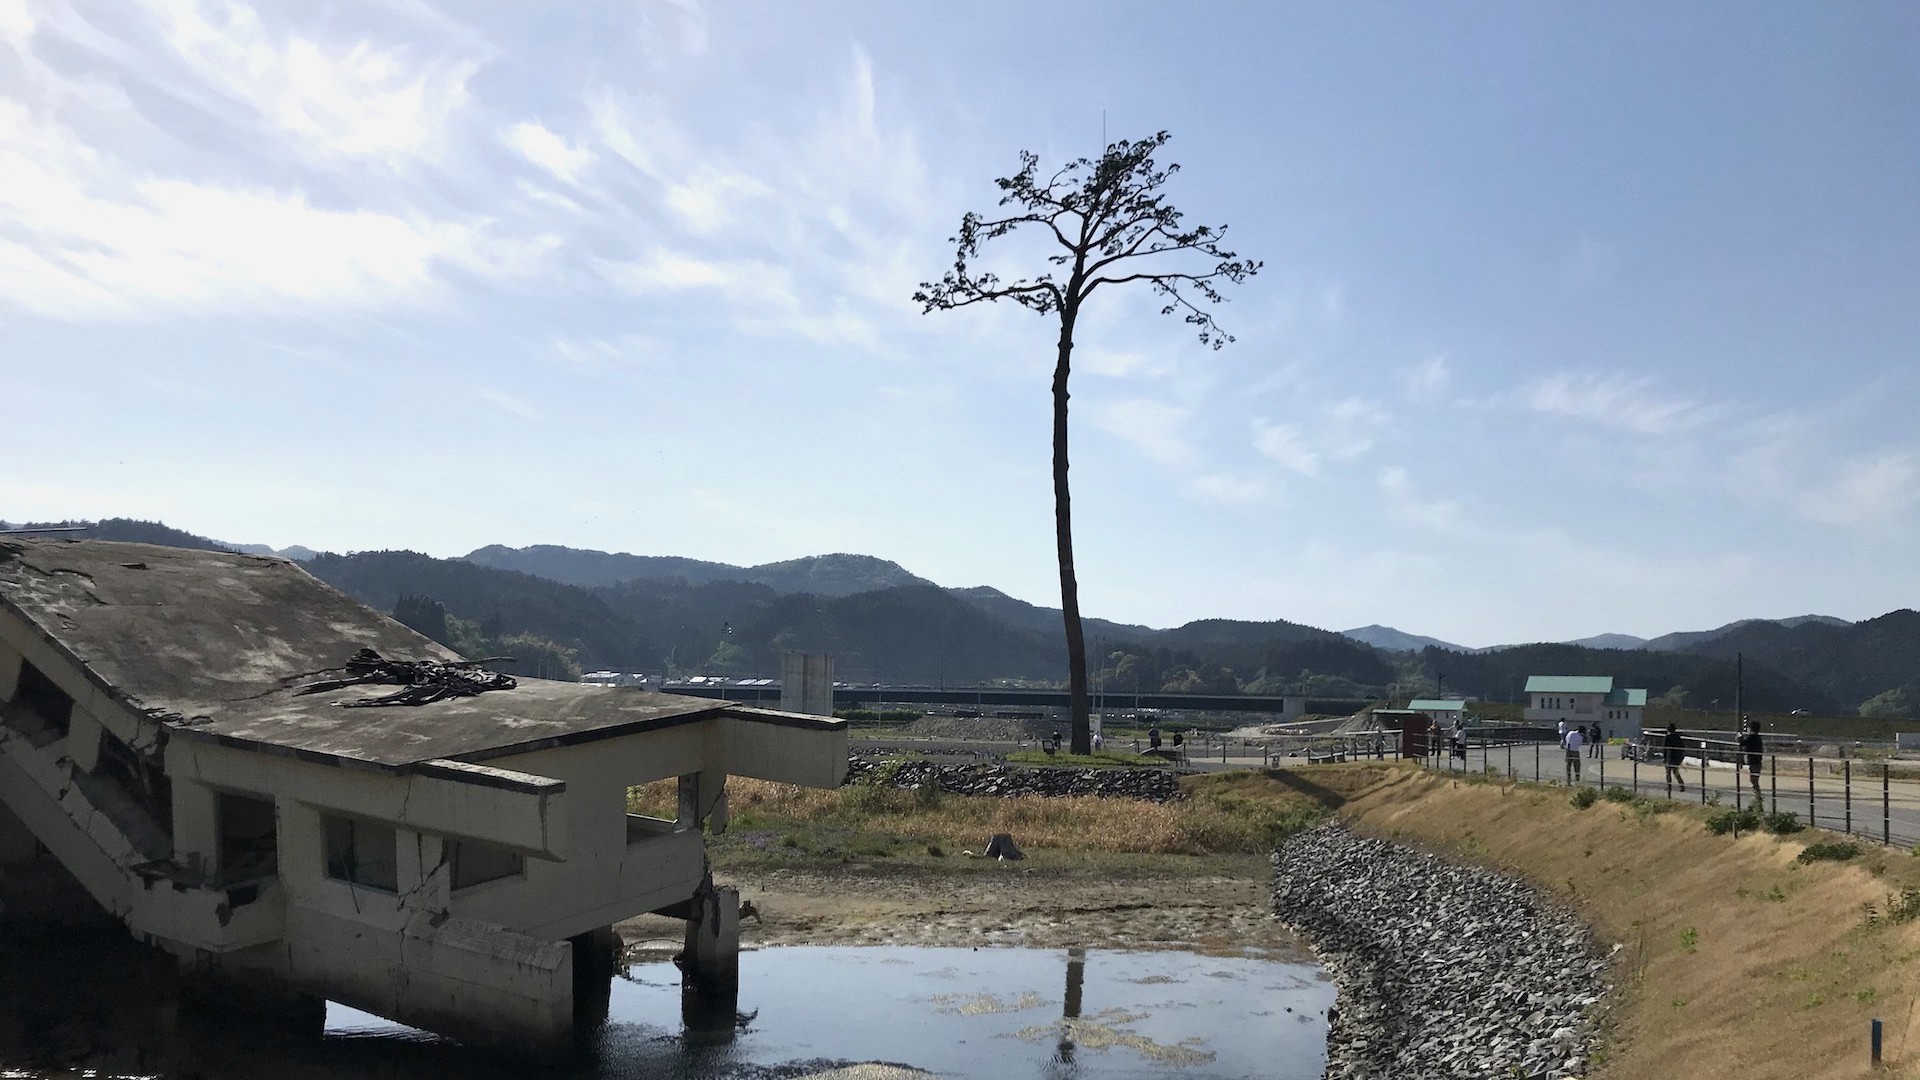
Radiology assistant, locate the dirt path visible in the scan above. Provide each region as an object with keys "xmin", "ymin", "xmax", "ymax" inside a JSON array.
[{"xmin": 615, "ymin": 861, "xmax": 1310, "ymax": 961}]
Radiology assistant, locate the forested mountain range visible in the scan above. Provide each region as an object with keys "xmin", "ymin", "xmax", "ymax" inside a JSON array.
[{"xmin": 4, "ymin": 518, "xmax": 1914, "ymax": 714}]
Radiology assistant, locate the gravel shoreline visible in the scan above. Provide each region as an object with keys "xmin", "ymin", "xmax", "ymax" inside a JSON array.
[{"xmin": 1272, "ymin": 822, "xmax": 1610, "ymax": 1080}]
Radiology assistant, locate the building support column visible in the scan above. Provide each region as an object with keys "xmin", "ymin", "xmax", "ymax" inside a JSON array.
[
  {"xmin": 680, "ymin": 874, "xmax": 739, "ymax": 1042},
  {"xmin": 569, "ymin": 925, "xmax": 620, "ymax": 1030}
]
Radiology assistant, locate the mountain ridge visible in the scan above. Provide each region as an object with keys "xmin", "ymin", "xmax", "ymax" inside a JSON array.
[{"xmin": 5, "ymin": 518, "xmax": 1909, "ymax": 713}]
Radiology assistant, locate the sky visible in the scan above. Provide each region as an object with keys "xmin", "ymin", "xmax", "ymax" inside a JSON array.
[{"xmin": 2, "ymin": 0, "xmax": 1917, "ymax": 648}]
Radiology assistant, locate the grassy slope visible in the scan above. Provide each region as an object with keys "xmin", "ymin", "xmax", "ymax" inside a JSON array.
[{"xmin": 1332, "ymin": 764, "xmax": 1920, "ymax": 1080}]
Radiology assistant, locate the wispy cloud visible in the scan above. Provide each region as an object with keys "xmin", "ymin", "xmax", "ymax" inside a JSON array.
[
  {"xmin": 550, "ymin": 335, "xmax": 659, "ymax": 370},
  {"xmin": 131, "ymin": 0, "xmax": 483, "ymax": 166},
  {"xmin": 1188, "ymin": 472, "xmax": 1273, "ymax": 506},
  {"xmin": 1523, "ymin": 371, "xmax": 1726, "ymax": 435},
  {"xmin": 1088, "ymin": 399, "xmax": 1195, "ymax": 466},
  {"xmin": 0, "ymin": 0, "xmax": 539, "ymax": 319},
  {"xmin": 1402, "ymin": 354, "xmax": 1450, "ymax": 398},
  {"xmin": 1253, "ymin": 421, "xmax": 1320, "ymax": 476},
  {"xmin": 476, "ymin": 387, "xmax": 540, "ymax": 420},
  {"xmin": 504, "ymin": 121, "xmax": 594, "ymax": 184},
  {"xmin": 1324, "ymin": 396, "xmax": 1387, "ymax": 459},
  {"xmin": 1250, "ymin": 397, "xmax": 1385, "ymax": 476}
]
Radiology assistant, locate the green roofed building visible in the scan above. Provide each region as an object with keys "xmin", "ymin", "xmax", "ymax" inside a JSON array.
[
  {"xmin": 1524, "ymin": 675, "xmax": 1646, "ymax": 734},
  {"xmin": 1408, "ymin": 699, "xmax": 1468, "ymax": 723}
]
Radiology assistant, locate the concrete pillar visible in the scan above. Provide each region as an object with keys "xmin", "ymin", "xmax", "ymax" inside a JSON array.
[
  {"xmin": 680, "ymin": 880, "xmax": 740, "ymax": 1042},
  {"xmin": 66, "ymin": 706, "xmax": 103, "ymax": 771},
  {"xmin": 0, "ymin": 799, "xmax": 39, "ymax": 863},
  {"xmin": 0, "ymin": 640, "xmax": 20, "ymax": 703},
  {"xmin": 170, "ymin": 779, "xmax": 220, "ymax": 877},
  {"xmin": 780, "ymin": 652, "xmax": 834, "ymax": 716},
  {"xmin": 569, "ymin": 925, "xmax": 620, "ymax": 1028}
]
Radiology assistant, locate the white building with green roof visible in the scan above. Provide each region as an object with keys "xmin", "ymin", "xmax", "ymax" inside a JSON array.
[
  {"xmin": 1408, "ymin": 698, "xmax": 1468, "ymax": 724},
  {"xmin": 1524, "ymin": 675, "xmax": 1647, "ymax": 733}
]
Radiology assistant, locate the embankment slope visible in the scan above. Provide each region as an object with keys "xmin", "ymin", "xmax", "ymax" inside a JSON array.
[{"xmin": 1328, "ymin": 766, "xmax": 1920, "ymax": 1080}]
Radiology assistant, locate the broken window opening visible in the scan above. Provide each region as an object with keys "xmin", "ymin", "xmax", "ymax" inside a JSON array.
[
  {"xmin": 93, "ymin": 728, "xmax": 173, "ymax": 835},
  {"xmin": 6, "ymin": 658, "xmax": 74, "ymax": 743},
  {"xmin": 322, "ymin": 815, "xmax": 397, "ymax": 892},
  {"xmin": 449, "ymin": 839, "xmax": 523, "ymax": 891},
  {"xmin": 217, "ymin": 792, "xmax": 277, "ymax": 882}
]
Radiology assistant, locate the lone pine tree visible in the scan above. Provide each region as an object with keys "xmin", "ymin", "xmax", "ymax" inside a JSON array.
[{"xmin": 915, "ymin": 131, "xmax": 1259, "ymax": 755}]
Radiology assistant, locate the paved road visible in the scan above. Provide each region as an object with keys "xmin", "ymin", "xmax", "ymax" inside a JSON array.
[
  {"xmin": 1408, "ymin": 742, "xmax": 1920, "ymax": 848},
  {"xmin": 852, "ymin": 733, "xmax": 1920, "ymax": 849}
]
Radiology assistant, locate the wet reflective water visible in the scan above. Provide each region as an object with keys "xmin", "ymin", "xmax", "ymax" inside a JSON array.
[
  {"xmin": 1, "ymin": 935, "xmax": 1331, "ymax": 1080},
  {"xmin": 330, "ymin": 946, "xmax": 1332, "ymax": 1080}
]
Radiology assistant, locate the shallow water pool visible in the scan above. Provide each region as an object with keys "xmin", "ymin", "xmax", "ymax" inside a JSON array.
[{"xmin": 329, "ymin": 945, "xmax": 1333, "ymax": 1080}]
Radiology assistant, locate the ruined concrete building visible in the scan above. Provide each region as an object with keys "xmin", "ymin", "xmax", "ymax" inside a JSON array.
[{"xmin": 0, "ymin": 539, "xmax": 847, "ymax": 1052}]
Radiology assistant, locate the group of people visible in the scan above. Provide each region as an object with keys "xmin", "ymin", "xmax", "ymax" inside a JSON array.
[
  {"xmin": 1556, "ymin": 720, "xmax": 1608, "ymax": 780},
  {"xmin": 1425, "ymin": 718, "xmax": 1469, "ymax": 761},
  {"xmin": 1655, "ymin": 717, "xmax": 1767, "ymax": 801},
  {"xmin": 1420, "ymin": 710, "xmax": 1770, "ymax": 800}
]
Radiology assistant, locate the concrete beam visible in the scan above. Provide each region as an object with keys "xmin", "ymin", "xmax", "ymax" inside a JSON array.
[
  {"xmin": 168, "ymin": 740, "xmax": 567, "ymax": 859},
  {"xmin": 717, "ymin": 709, "xmax": 849, "ymax": 788}
]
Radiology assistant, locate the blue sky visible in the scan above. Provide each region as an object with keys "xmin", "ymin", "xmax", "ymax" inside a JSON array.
[{"xmin": 3, "ymin": 0, "xmax": 1916, "ymax": 646}]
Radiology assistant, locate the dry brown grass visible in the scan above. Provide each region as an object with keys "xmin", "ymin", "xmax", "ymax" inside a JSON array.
[
  {"xmin": 628, "ymin": 769, "xmax": 1338, "ymax": 856},
  {"xmin": 1339, "ymin": 767, "xmax": 1920, "ymax": 1080}
]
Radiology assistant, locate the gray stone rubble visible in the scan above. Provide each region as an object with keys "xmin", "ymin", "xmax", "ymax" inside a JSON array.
[
  {"xmin": 1272, "ymin": 822, "xmax": 1609, "ymax": 1080},
  {"xmin": 842, "ymin": 759, "xmax": 1181, "ymax": 802}
]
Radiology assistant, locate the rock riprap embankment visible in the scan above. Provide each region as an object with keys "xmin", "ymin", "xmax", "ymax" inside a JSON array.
[
  {"xmin": 1273, "ymin": 823, "xmax": 1608, "ymax": 1080},
  {"xmin": 843, "ymin": 759, "xmax": 1181, "ymax": 802}
]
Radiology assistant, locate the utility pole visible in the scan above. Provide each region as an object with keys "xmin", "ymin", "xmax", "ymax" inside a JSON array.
[{"xmin": 1734, "ymin": 652, "xmax": 1743, "ymax": 727}]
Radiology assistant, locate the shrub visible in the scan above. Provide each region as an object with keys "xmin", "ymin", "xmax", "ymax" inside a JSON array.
[
  {"xmin": 1705, "ymin": 807, "xmax": 1763, "ymax": 835},
  {"xmin": 1570, "ymin": 787, "xmax": 1598, "ymax": 809},
  {"xmin": 1602, "ymin": 786, "xmax": 1636, "ymax": 803},
  {"xmin": 1798, "ymin": 841, "xmax": 1861, "ymax": 864},
  {"xmin": 1765, "ymin": 810, "xmax": 1805, "ymax": 835}
]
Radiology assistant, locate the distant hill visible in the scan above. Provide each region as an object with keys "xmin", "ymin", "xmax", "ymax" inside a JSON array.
[
  {"xmin": 13, "ymin": 516, "xmax": 1911, "ymax": 710},
  {"xmin": 1341, "ymin": 624, "xmax": 1467, "ymax": 653},
  {"xmin": 463, "ymin": 544, "xmax": 742, "ymax": 588},
  {"xmin": 462, "ymin": 544, "xmax": 934, "ymax": 598},
  {"xmin": 1644, "ymin": 615, "xmax": 1852, "ymax": 653},
  {"xmin": 1563, "ymin": 633, "xmax": 1648, "ymax": 650},
  {"xmin": 230, "ymin": 543, "xmax": 319, "ymax": 561},
  {"xmin": 2, "ymin": 517, "xmax": 235, "ymax": 551},
  {"xmin": 1670, "ymin": 611, "xmax": 1918, "ymax": 710},
  {"xmin": 304, "ymin": 550, "xmax": 655, "ymax": 672},
  {"xmin": 1410, "ymin": 641, "xmax": 1833, "ymax": 714},
  {"xmin": 948, "ymin": 586, "xmax": 1159, "ymax": 643},
  {"xmin": 744, "ymin": 554, "xmax": 934, "ymax": 597}
]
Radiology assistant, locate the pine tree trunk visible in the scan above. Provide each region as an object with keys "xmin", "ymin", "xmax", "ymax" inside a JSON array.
[{"xmin": 1053, "ymin": 311, "xmax": 1091, "ymax": 755}]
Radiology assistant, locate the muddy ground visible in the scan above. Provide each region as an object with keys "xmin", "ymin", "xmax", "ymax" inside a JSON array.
[{"xmin": 617, "ymin": 858, "xmax": 1310, "ymax": 962}]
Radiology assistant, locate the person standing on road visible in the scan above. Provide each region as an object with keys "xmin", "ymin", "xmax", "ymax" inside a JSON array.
[
  {"xmin": 1739, "ymin": 717, "xmax": 1764, "ymax": 805},
  {"xmin": 1662, "ymin": 721, "xmax": 1688, "ymax": 791},
  {"xmin": 1589, "ymin": 722, "xmax": 1603, "ymax": 759},
  {"xmin": 1452, "ymin": 720, "xmax": 1467, "ymax": 761},
  {"xmin": 1563, "ymin": 723, "xmax": 1585, "ymax": 781}
]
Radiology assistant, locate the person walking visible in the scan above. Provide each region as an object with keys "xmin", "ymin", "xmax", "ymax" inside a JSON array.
[
  {"xmin": 1588, "ymin": 722, "xmax": 1603, "ymax": 759},
  {"xmin": 1662, "ymin": 721, "xmax": 1688, "ymax": 791},
  {"xmin": 1452, "ymin": 720, "xmax": 1467, "ymax": 762},
  {"xmin": 1562, "ymin": 723, "xmax": 1585, "ymax": 782},
  {"xmin": 1739, "ymin": 717, "xmax": 1764, "ymax": 806}
]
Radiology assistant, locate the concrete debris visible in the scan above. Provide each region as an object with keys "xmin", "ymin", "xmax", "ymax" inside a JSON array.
[
  {"xmin": 843, "ymin": 759, "xmax": 1181, "ymax": 802},
  {"xmin": 1272, "ymin": 822, "xmax": 1608, "ymax": 1080},
  {"xmin": 294, "ymin": 646, "xmax": 517, "ymax": 707}
]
